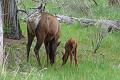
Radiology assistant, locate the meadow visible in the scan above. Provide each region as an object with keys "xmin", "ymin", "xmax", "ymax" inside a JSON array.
[{"xmin": 1, "ymin": 0, "xmax": 120, "ymax": 80}]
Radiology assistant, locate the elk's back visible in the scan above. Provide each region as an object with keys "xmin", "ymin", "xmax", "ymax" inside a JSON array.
[{"xmin": 39, "ymin": 12, "xmax": 60, "ymax": 41}]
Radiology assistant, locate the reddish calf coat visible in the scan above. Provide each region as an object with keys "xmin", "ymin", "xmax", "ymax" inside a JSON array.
[{"xmin": 62, "ymin": 38, "xmax": 78, "ymax": 66}]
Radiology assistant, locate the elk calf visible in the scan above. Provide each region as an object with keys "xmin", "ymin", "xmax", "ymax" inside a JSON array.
[{"xmin": 62, "ymin": 38, "xmax": 78, "ymax": 66}]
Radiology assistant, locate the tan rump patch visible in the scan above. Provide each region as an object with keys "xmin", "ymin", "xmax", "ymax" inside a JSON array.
[{"xmin": 27, "ymin": 11, "xmax": 41, "ymax": 34}]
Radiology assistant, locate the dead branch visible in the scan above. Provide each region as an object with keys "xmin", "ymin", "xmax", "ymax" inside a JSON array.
[
  {"xmin": 17, "ymin": 9, "xmax": 28, "ymax": 15},
  {"xmin": 92, "ymin": 0, "xmax": 98, "ymax": 5}
]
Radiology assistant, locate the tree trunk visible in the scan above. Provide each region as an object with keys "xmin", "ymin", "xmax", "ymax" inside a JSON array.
[
  {"xmin": 3, "ymin": 0, "xmax": 23, "ymax": 40},
  {"xmin": 0, "ymin": 1, "xmax": 3, "ymax": 65}
]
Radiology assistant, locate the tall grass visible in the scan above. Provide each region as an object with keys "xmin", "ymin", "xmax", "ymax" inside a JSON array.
[
  {"xmin": 3, "ymin": 22, "xmax": 120, "ymax": 80},
  {"xmin": 2, "ymin": 0, "xmax": 120, "ymax": 80}
]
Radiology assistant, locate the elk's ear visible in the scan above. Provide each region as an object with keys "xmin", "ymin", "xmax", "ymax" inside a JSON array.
[{"xmin": 57, "ymin": 41, "xmax": 61, "ymax": 47}]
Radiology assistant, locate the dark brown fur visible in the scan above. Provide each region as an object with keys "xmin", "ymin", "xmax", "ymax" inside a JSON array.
[
  {"xmin": 27, "ymin": 12, "xmax": 60, "ymax": 65},
  {"xmin": 62, "ymin": 38, "xmax": 78, "ymax": 66}
]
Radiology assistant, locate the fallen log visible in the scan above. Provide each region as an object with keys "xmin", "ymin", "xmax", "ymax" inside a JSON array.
[
  {"xmin": 56, "ymin": 14, "xmax": 75, "ymax": 24},
  {"xmin": 56, "ymin": 15, "xmax": 120, "ymax": 30},
  {"xmin": 20, "ymin": 12, "xmax": 120, "ymax": 30}
]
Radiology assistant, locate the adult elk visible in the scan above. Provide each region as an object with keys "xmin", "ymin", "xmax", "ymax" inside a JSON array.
[
  {"xmin": 62, "ymin": 38, "xmax": 78, "ymax": 66},
  {"xmin": 26, "ymin": 4, "xmax": 60, "ymax": 65}
]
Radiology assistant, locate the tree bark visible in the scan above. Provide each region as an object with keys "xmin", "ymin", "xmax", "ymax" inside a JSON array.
[
  {"xmin": 3, "ymin": 0, "xmax": 23, "ymax": 40},
  {"xmin": 0, "ymin": 1, "xmax": 3, "ymax": 65}
]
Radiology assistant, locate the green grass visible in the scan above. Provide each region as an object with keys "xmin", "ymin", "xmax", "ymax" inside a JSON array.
[
  {"xmin": 1, "ymin": 0, "xmax": 120, "ymax": 80},
  {"xmin": 2, "ymin": 23, "xmax": 120, "ymax": 80}
]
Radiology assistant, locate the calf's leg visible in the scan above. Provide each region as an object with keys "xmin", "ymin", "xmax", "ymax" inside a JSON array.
[
  {"xmin": 70, "ymin": 51, "xmax": 73, "ymax": 65},
  {"xmin": 73, "ymin": 48, "xmax": 78, "ymax": 66}
]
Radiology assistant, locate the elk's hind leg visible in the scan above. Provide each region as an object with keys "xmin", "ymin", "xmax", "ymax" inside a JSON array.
[
  {"xmin": 44, "ymin": 42, "xmax": 50, "ymax": 65},
  {"xmin": 49, "ymin": 38, "xmax": 57, "ymax": 64},
  {"xmin": 34, "ymin": 31, "xmax": 45, "ymax": 66},
  {"xmin": 27, "ymin": 28, "xmax": 35, "ymax": 62}
]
